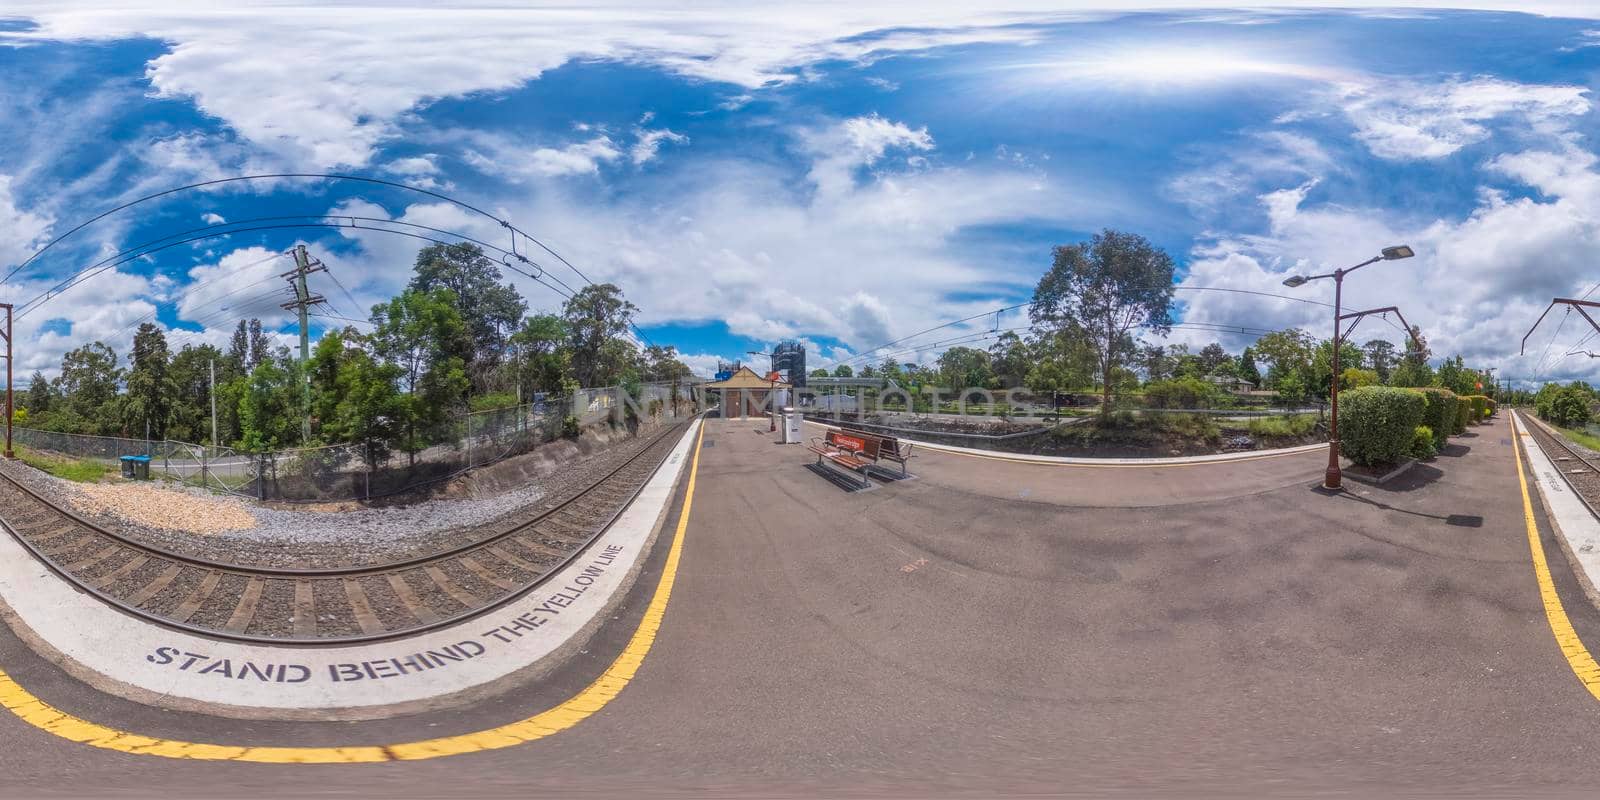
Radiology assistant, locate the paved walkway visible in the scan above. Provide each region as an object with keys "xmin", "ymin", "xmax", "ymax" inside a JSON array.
[{"xmin": 5, "ymin": 414, "xmax": 1600, "ymax": 796}]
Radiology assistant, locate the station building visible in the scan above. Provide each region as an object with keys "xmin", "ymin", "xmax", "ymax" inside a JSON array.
[{"xmin": 702, "ymin": 366, "xmax": 791, "ymax": 419}]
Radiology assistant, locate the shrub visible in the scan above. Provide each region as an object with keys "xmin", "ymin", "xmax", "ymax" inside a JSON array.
[
  {"xmin": 1143, "ymin": 377, "xmax": 1217, "ymax": 409},
  {"xmin": 1339, "ymin": 386, "xmax": 1425, "ymax": 467},
  {"xmin": 561, "ymin": 414, "xmax": 581, "ymax": 438},
  {"xmin": 1415, "ymin": 387, "xmax": 1457, "ymax": 447},
  {"xmin": 1411, "ymin": 425, "xmax": 1438, "ymax": 459},
  {"xmin": 1152, "ymin": 411, "xmax": 1220, "ymax": 442},
  {"xmin": 1548, "ymin": 388, "xmax": 1593, "ymax": 428},
  {"xmin": 1455, "ymin": 397, "xmax": 1471, "ymax": 434},
  {"xmin": 1466, "ymin": 394, "xmax": 1489, "ymax": 423},
  {"xmin": 1486, "ymin": 398, "xmax": 1497, "ymax": 418}
]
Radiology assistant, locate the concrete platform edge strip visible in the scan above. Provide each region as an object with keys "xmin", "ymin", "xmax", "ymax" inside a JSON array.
[
  {"xmin": 0, "ymin": 420, "xmax": 702, "ymax": 717},
  {"xmin": 1514, "ymin": 411, "xmax": 1600, "ymax": 611},
  {"xmin": 802, "ymin": 419, "xmax": 1323, "ymax": 466},
  {"xmin": 1509, "ymin": 412, "xmax": 1600, "ymax": 706}
]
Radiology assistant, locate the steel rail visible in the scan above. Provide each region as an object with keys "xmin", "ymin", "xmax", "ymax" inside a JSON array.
[
  {"xmin": 0, "ymin": 418, "xmax": 696, "ymax": 646},
  {"xmin": 1518, "ymin": 412, "xmax": 1600, "ymax": 523}
]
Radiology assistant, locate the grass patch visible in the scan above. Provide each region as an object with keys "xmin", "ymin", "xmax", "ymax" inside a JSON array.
[
  {"xmin": 1243, "ymin": 414, "xmax": 1319, "ymax": 438},
  {"xmin": 14, "ymin": 446, "xmax": 111, "ymax": 483},
  {"xmin": 1559, "ymin": 425, "xmax": 1600, "ymax": 453}
]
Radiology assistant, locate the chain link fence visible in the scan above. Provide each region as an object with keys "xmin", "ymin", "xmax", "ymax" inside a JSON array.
[{"xmin": 9, "ymin": 381, "xmax": 702, "ymax": 503}]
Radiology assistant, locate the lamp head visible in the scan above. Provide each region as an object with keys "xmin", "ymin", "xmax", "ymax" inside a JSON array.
[
  {"xmin": 1381, "ymin": 245, "xmax": 1414, "ymax": 260},
  {"xmin": 1282, "ymin": 275, "xmax": 1309, "ymax": 288}
]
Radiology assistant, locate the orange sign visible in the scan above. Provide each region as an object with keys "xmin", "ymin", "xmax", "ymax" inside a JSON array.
[{"xmin": 767, "ymin": 371, "xmax": 783, "ymax": 382}]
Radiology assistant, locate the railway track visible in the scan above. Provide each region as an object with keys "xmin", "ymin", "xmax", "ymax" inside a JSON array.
[
  {"xmin": 1519, "ymin": 413, "xmax": 1600, "ymax": 520},
  {"xmin": 0, "ymin": 420, "xmax": 692, "ymax": 645}
]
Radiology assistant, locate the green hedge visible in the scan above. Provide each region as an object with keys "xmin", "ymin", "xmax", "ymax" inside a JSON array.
[
  {"xmin": 1339, "ymin": 386, "xmax": 1425, "ymax": 467},
  {"xmin": 1454, "ymin": 397, "xmax": 1471, "ymax": 434},
  {"xmin": 1486, "ymin": 398, "xmax": 1498, "ymax": 418},
  {"xmin": 1467, "ymin": 394, "xmax": 1489, "ymax": 423},
  {"xmin": 1415, "ymin": 387, "xmax": 1457, "ymax": 447}
]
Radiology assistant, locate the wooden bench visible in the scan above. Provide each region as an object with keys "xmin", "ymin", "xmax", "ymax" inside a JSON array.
[
  {"xmin": 807, "ymin": 430, "xmax": 880, "ymax": 489},
  {"xmin": 855, "ymin": 432, "xmax": 913, "ymax": 477}
]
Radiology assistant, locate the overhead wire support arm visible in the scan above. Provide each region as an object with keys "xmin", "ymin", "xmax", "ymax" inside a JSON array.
[
  {"xmin": 1522, "ymin": 298, "xmax": 1600, "ymax": 356},
  {"xmin": 1336, "ymin": 305, "xmax": 1420, "ymax": 348}
]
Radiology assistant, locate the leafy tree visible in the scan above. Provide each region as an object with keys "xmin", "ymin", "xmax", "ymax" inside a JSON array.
[
  {"xmin": 23, "ymin": 371, "xmax": 53, "ymax": 416},
  {"xmin": 1340, "ymin": 368, "xmax": 1380, "ymax": 390},
  {"xmin": 936, "ymin": 346, "xmax": 994, "ymax": 392},
  {"xmin": 1030, "ymin": 229, "xmax": 1175, "ymax": 413},
  {"xmin": 1237, "ymin": 347, "xmax": 1262, "ymax": 386},
  {"xmin": 1273, "ymin": 370, "xmax": 1308, "ymax": 407},
  {"xmin": 1253, "ymin": 328, "xmax": 1316, "ymax": 386},
  {"xmin": 58, "ymin": 342, "xmax": 123, "ymax": 435},
  {"xmin": 247, "ymin": 318, "xmax": 272, "ymax": 371},
  {"xmin": 123, "ymin": 323, "xmax": 173, "ymax": 439},
  {"xmin": 1311, "ymin": 339, "xmax": 1363, "ymax": 400},
  {"xmin": 1138, "ymin": 344, "xmax": 1171, "ymax": 382},
  {"xmin": 1388, "ymin": 325, "xmax": 1434, "ymax": 387},
  {"xmin": 239, "ymin": 358, "xmax": 299, "ymax": 450},
  {"xmin": 167, "ymin": 344, "xmax": 225, "ymax": 444},
  {"xmin": 228, "ymin": 320, "xmax": 250, "ymax": 375},
  {"xmin": 1361, "ymin": 339, "xmax": 1396, "ymax": 383},
  {"xmin": 307, "ymin": 328, "xmax": 404, "ymax": 462},
  {"xmin": 1197, "ymin": 342, "xmax": 1230, "ymax": 374},
  {"xmin": 509, "ymin": 314, "xmax": 571, "ymax": 396},
  {"xmin": 408, "ymin": 243, "xmax": 528, "ymax": 392},
  {"xmin": 563, "ymin": 284, "xmax": 638, "ymax": 388},
  {"xmin": 810, "ymin": 368, "xmax": 830, "ymax": 378},
  {"xmin": 371, "ymin": 288, "xmax": 471, "ymax": 464},
  {"xmin": 833, "ymin": 364, "xmax": 854, "ymax": 378},
  {"xmin": 643, "ymin": 344, "xmax": 693, "ymax": 383},
  {"xmin": 989, "ymin": 332, "xmax": 1032, "ymax": 389}
]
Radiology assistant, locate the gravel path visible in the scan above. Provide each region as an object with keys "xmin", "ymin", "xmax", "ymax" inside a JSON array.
[{"xmin": 0, "ymin": 422, "xmax": 682, "ymax": 568}]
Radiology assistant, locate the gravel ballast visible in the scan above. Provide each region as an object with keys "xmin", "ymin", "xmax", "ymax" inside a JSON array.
[{"xmin": 0, "ymin": 421, "xmax": 683, "ymax": 568}]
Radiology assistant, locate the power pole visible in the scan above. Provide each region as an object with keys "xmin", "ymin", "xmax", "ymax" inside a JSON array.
[
  {"xmin": 281, "ymin": 245, "xmax": 326, "ymax": 444},
  {"xmin": 209, "ymin": 358, "xmax": 218, "ymax": 446},
  {"xmin": 1, "ymin": 302, "xmax": 12, "ymax": 460}
]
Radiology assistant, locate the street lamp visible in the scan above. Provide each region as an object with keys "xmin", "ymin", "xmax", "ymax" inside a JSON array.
[
  {"xmin": 1282, "ymin": 244, "xmax": 1415, "ymax": 490},
  {"xmin": 747, "ymin": 350, "xmax": 778, "ymax": 432}
]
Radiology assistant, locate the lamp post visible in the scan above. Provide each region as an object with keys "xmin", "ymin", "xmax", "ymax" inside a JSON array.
[
  {"xmin": 747, "ymin": 350, "xmax": 778, "ymax": 432},
  {"xmin": 1283, "ymin": 245, "xmax": 1415, "ymax": 490}
]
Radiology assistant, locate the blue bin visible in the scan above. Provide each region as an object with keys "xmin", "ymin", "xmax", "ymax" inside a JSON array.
[{"xmin": 119, "ymin": 455, "xmax": 152, "ymax": 480}]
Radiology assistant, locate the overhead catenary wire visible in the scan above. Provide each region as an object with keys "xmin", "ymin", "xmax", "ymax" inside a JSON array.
[
  {"xmin": 1, "ymin": 174, "xmax": 596, "ymax": 294},
  {"xmin": 14, "ymin": 214, "xmax": 584, "ymax": 319}
]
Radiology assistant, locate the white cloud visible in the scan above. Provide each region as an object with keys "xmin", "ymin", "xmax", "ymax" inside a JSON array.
[
  {"xmin": 630, "ymin": 127, "xmax": 688, "ymax": 165},
  {"xmin": 175, "ymin": 246, "xmax": 295, "ymax": 329},
  {"xmin": 1172, "ymin": 143, "xmax": 1600, "ymax": 386},
  {"xmin": 798, "ymin": 114, "xmax": 935, "ymax": 196},
  {"xmin": 0, "ymin": 174, "xmax": 53, "ymax": 268},
  {"xmin": 200, "ymin": 212, "xmax": 225, "ymax": 225},
  {"xmin": 466, "ymin": 134, "xmax": 623, "ymax": 180},
  {"xmin": 384, "ymin": 155, "xmax": 440, "ymax": 177},
  {"xmin": 1337, "ymin": 77, "xmax": 1590, "ymax": 160}
]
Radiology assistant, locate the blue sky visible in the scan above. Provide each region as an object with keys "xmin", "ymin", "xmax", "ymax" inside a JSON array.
[{"xmin": 1, "ymin": 2, "xmax": 1599, "ymax": 386}]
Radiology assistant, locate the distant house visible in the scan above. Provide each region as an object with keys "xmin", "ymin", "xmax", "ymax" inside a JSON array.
[{"xmin": 1204, "ymin": 374, "xmax": 1258, "ymax": 394}]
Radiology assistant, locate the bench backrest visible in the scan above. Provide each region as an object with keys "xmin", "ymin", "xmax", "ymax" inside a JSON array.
[{"xmin": 825, "ymin": 429, "xmax": 881, "ymax": 459}]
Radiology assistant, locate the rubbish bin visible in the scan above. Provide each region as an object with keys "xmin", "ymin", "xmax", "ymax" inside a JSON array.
[
  {"xmin": 781, "ymin": 407, "xmax": 803, "ymax": 444},
  {"xmin": 120, "ymin": 455, "xmax": 151, "ymax": 480}
]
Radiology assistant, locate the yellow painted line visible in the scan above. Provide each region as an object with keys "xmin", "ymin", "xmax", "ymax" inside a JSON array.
[
  {"xmin": 0, "ymin": 424, "xmax": 707, "ymax": 763},
  {"xmin": 1510, "ymin": 414, "xmax": 1600, "ymax": 701},
  {"xmin": 801, "ymin": 418, "xmax": 1319, "ymax": 468}
]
